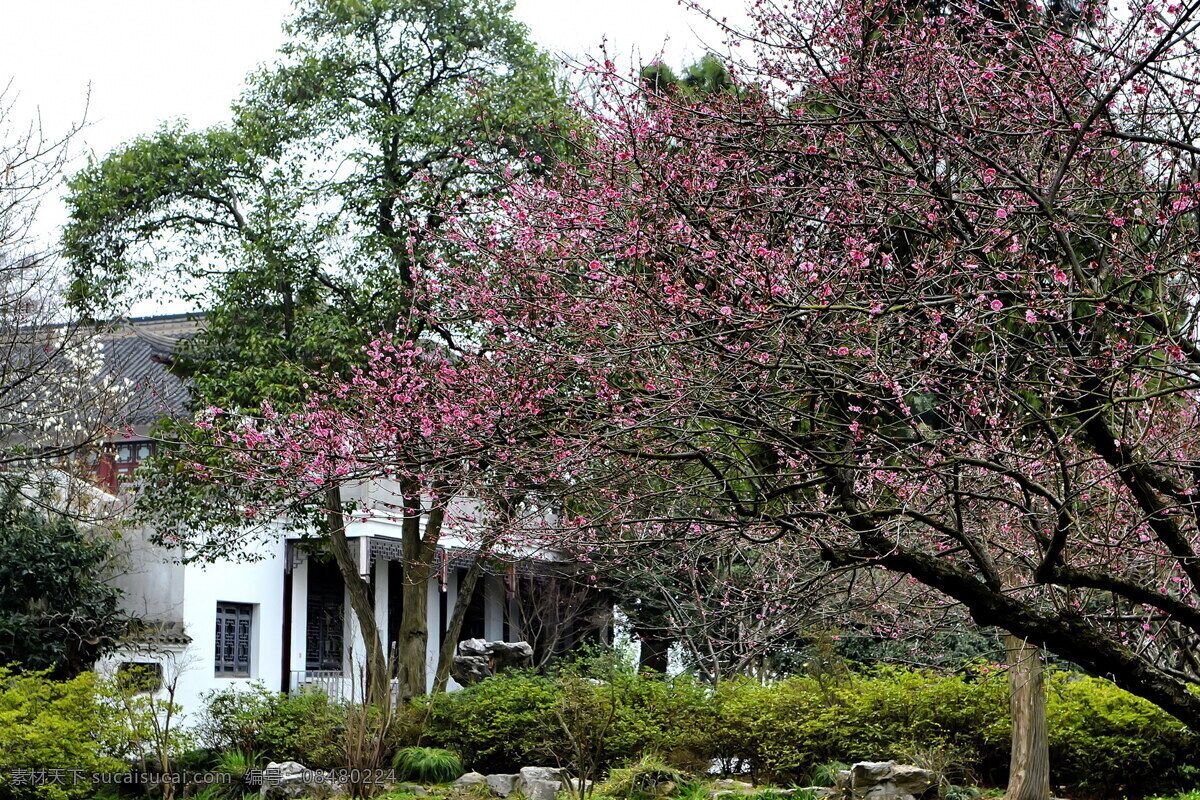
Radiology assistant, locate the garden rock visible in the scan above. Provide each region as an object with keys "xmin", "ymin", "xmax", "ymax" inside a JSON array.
[
  {"xmin": 515, "ymin": 767, "xmax": 564, "ymax": 800},
  {"xmin": 486, "ymin": 774, "xmax": 520, "ymax": 797},
  {"xmin": 451, "ymin": 639, "xmax": 535, "ymax": 686},
  {"xmin": 565, "ymin": 778, "xmax": 594, "ymax": 793},
  {"xmin": 260, "ymin": 761, "xmax": 330, "ymax": 800},
  {"xmin": 452, "ymin": 772, "xmax": 488, "ymax": 789},
  {"xmin": 707, "ymin": 780, "xmax": 754, "ymax": 797},
  {"xmin": 394, "ymin": 785, "xmax": 428, "ymax": 796},
  {"xmin": 520, "ymin": 779, "xmax": 560, "ymax": 800},
  {"xmin": 838, "ymin": 762, "xmax": 936, "ymax": 800},
  {"xmin": 517, "ymin": 766, "xmax": 562, "ymax": 784},
  {"xmin": 799, "ymin": 788, "xmax": 840, "ymax": 800},
  {"xmin": 888, "ymin": 766, "xmax": 935, "ymax": 796}
]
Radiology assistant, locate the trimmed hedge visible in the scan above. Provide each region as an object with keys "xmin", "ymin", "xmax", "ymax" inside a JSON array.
[
  {"xmin": 0, "ymin": 668, "xmax": 127, "ymax": 800},
  {"xmin": 420, "ymin": 667, "xmax": 1200, "ymax": 798}
]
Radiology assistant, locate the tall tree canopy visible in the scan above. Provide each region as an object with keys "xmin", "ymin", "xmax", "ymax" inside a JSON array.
[
  {"xmin": 62, "ymin": 0, "xmax": 574, "ymax": 701},
  {"xmin": 438, "ymin": 0, "xmax": 1200, "ymax": 725},
  {"xmin": 199, "ymin": 0, "xmax": 1200, "ymax": 729}
]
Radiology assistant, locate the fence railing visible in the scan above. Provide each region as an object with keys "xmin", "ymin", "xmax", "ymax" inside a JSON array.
[
  {"xmin": 288, "ymin": 669, "xmax": 354, "ymax": 701},
  {"xmin": 287, "ymin": 669, "xmax": 405, "ymax": 702}
]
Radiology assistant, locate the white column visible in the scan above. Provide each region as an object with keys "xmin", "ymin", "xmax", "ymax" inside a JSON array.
[
  {"xmin": 288, "ymin": 557, "xmax": 309, "ymax": 684},
  {"xmin": 425, "ymin": 572, "xmax": 441, "ymax": 692}
]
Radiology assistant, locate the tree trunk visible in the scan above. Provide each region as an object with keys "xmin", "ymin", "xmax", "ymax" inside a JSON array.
[
  {"xmin": 1005, "ymin": 634, "xmax": 1051, "ymax": 800},
  {"xmin": 635, "ymin": 624, "xmax": 672, "ymax": 673},
  {"xmin": 395, "ymin": 554, "xmax": 432, "ymax": 702},
  {"xmin": 431, "ymin": 552, "xmax": 487, "ymax": 695},
  {"xmin": 394, "ymin": 485, "xmax": 446, "ymax": 702},
  {"xmin": 324, "ymin": 487, "xmax": 390, "ymax": 706}
]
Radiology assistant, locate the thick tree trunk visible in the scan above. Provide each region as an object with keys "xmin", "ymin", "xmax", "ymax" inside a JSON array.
[
  {"xmin": 395, "ymin": 557, "xmax": 431, "ymax": 702},
  {"xmin": 432, "ymin": 553, "xmax": 486, "ymax": 695},
  {"xmin": 1004, "ymin": 635, "xmax": 1051, "ymax": 800},
  {"xmin": 394, "ymin": 485, "xmax": 446, "ymax": 703},
  {"xmin": 635, "ymin": 624, "xmax": 672, "ymax": 673},
  {"xmin": 324, "ymin": 487, "xmax": 390, "ymax": 706}
]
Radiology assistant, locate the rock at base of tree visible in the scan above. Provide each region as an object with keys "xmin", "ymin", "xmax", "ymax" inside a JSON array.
[
  {"xmin": 450, "ymin": 639, "xmax": 535, "ymax": 686},
  {"xmin": 452, "ymin": 773, "xmax": 488, "ymax": 789},
  {"xmin": 564, "ymin": 777, "xmax": 595, "ymax": 793}
]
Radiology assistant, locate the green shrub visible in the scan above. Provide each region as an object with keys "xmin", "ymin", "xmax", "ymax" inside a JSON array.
[
  {"xmin": 194, "ymin": 684, "xmax": 347, "ymax": 769},
  {"xmin": 700, "ymin": 668, "xmax": 1009, "ymax": 784},
  {"xmin": 1042, "ymin": 674, "xmax": 1200, "ymax": 797},
  {"xmin": 422, "ymin": 667, "xmax": 715, "ymax": 776},
  {"xmin": 417, "ymin": 662, "xmax": 1200, "ymax": 798},
  {"xmin": 392, "ymin": 747, "xmax": 464, "ymax": 784},
  {"xmin": 0, "ymin": 668, "xmax": 128, "ymax": 800},
  {"xmin": 422, "ymin": 671, "xmax": 561, "ymax": 774},
  {"xmin": 1147, "ymin": 792, "xmax": 1200, "ymax": 800}
]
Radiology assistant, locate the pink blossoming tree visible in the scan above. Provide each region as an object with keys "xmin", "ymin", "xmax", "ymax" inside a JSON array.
[
  {"xmin": 196, "ymin": 0, "xmax": 1200, "ymax": 781},
  {"xmin": 434, "ymin": 0, "xmax": 1200, "ymax": 727}
]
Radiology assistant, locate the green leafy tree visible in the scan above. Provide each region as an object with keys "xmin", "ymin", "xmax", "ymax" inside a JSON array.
[
  {"xmin": 63, "ymin": 0, "xmax": 574, "ymax": 703},
  {"xmin": 0, "ymin": 487, "xmax": 127, "ymax": 677}
]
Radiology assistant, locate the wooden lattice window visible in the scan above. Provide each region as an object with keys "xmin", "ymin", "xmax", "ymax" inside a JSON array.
[{"xmin": 214, "ymin": 602, "xmax": 253, "ymax": 677}]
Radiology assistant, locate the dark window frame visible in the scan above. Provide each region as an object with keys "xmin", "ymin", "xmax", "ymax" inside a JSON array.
[
  {"xmin": 215, "ymin": 602, "xmax": 254, "ymax": 677},
  {"xmin": 305, "ymin": 560, "xmax": 345, "ymax": 672}
]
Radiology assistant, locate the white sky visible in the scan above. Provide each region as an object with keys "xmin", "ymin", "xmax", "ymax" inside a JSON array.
[
  {"xmin": 0, "ymin": 0, "xmax": 744, "ymax": 314},
  {"xmin": 1, "ymin": 0, "xmax": 744, "ymax": 177}
]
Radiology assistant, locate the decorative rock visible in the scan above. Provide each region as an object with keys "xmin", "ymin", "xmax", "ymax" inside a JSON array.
[
  {"xmin": 520, "ymin": 778, "xmax": 561, "ymax": 800},
  {"xmin": 490, "ymin": 640, "xmax": 535, "ymax": 669},
  {"xmin": 452, "ymin": 655, "xmax": 494, "ymax": 685},
  {"xmin": 710, "ymin": 780, "xmax": 754, "ymax": 792},
  {"xmin": 518, "ymin": 766, "xmax": 563, "ymax": 784},
  {"xmin": 798, "ymin": 788, "xmax": 840, "ymax": 800},
  {"xmin": 515, "ymin": 767, "xmax": 564, "ymax": 800},
  {"xmin": 851, "ymin": 763, "xmax": 896, "ymax": 786},
  {"xmin": 453, "ymin": 772, "xmax": 488, "ymax": 789},
  {"xmin": 889, "ymin": 766, "xmax": 935, "ymax": 796},
  {"xmin": 840, "ymin": 762, "xmax": 937, "ymax": 800},
  {"xmin": 458, "ymin": 638, "xmax": 492, "ymax": 657},
  {"xmin": 260, "ymin": 761, "xmax": 327, "ymax": 800},
  {"xmin": 487, "ymin": 774, "xmax": 520, "ymax": 797},
  {"xmin": 707, "ymin": 781, "xmax": 755, "ymax": 799},
  {"xmin": 394, "ymin": 785, "xmax": 428, "ymax": 796},
  {"xmin": 451, "ymin": 640, "xmax": 536, "ymax": 686}
]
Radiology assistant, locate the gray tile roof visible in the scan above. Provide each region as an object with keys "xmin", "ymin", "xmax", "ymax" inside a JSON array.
[{"xmin": 104, "ymin": 331, "xmax": 192, "ymax": 429}]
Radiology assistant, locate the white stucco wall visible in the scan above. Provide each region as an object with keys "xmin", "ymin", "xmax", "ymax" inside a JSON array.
[
  {"xmin": 107, "ymin": 512, "xmax": 520, "ymax": 721},
  {"xmin": 172, "ymin": 536, "xmax": 287, "ymax": 714},
  {"xmin": 106, "ymin": 526, "xmax": 186, "ymax": 620},
  {"xmin": 102, "ymin": 531, "xmax": 286, "ymax": 723}
]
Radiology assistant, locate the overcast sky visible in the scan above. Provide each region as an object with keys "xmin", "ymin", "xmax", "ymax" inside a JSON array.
[
  {"xmin": 1, "ymin": 0, "xmax": 744, "ymax": 314},
  {"xmin": 3, "ymin": 0, "xmax": 744, "ymax": 170}
]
